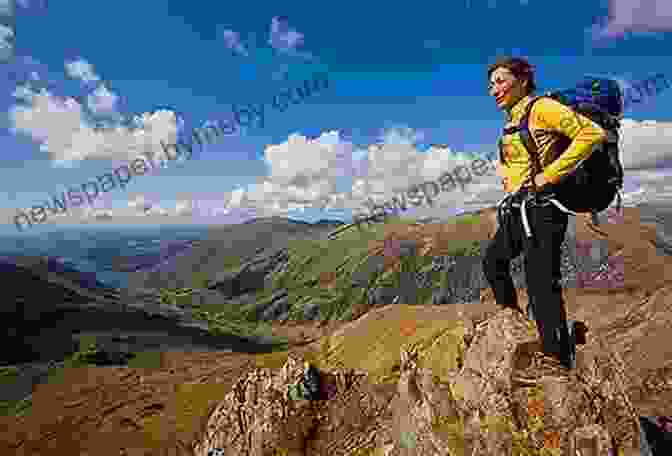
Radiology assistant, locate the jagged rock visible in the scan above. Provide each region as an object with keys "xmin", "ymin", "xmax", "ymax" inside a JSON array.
[
  {"xmin": 193, "ymin": 308, "xmax": 640, "ymax": 455},
  {"xmin": 192, "ymin": 355, "xmax": 391, "ymax": 456},
  {"xmin": 302, "ymin": 301, "xmax": 321, "ymax": 320},
  {"xmin": 368, "ymin": 286, "xmax": 401, "ymax": 306}
]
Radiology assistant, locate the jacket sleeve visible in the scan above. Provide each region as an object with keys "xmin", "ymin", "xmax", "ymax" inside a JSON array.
[{"xmin": 530, "ymin": 97, "xmax": 608, "ymax": 185}]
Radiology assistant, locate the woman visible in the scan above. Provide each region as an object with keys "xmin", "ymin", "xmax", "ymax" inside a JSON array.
[{"xmin": 483, "ymin": 57, "xmax": 607, "ymax": 382}]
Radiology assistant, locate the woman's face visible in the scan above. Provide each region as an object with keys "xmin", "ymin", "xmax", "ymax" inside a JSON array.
[{"xmin": 489, "ymin": 67, "xmax": 528, "ymax": 110}]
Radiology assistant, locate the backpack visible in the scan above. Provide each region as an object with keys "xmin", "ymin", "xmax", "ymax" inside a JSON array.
[{"xmin": 511, "ymin": 76, "xmax": 625, "ymax": 222}]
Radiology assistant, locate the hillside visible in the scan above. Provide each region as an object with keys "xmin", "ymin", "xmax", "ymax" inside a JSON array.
[
  {"xmin": 125, "ymin": 217, "xmax": 345, "ymax": 291},
  {"xmin": 0, "ymin": 206, "xmax": 671, "ymax": 455}
]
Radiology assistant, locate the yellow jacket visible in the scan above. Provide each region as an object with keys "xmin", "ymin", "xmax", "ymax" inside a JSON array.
[{"xmin": 499, "ymin": 94, "xmax": 608, "ymax": 193}]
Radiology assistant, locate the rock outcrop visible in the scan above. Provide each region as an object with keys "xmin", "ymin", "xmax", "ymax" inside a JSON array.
[{"xmin": 193, "ymin": 308, "xmax": 640, "ymax": 455}]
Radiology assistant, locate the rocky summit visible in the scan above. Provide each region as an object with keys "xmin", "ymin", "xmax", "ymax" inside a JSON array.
[{"xmin": 192, "ymin": 308, "xmax": 636, "ymax": 455}]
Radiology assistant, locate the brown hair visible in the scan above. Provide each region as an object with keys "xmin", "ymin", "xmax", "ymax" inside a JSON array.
[{"xmin": 487, "ymin": 56, "xmax": 536, "ymax": 94}]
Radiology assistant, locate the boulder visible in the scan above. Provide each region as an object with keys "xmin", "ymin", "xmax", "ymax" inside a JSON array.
[{"xmin": 302, "ymin": 301, "xmax": 322, "ymax": 320}]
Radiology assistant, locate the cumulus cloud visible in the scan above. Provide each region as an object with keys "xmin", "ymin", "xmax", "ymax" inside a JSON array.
[
  {"xmin": 620, "ymin": 119, "xmax": 672, "ymax": 170},
  {"xmin": 174, "ymin": 199, "xmax": 193, "ymax": 216},
  {"xmin": 221, "ymin": 119, "xmax": 672, "ymax": 222},
  {"xmin": 222, "ymin": 29, "xmax": 249, "ymax": 57},
  {"xmin": 128, "ymin": 194, "xmax": 153, "ymax": 213},
  {"xmin": 208, "ymin": 126, "xmax": 498, "ymax": 223},
  {"xmin": 65, "ymin": 58, "xmax": 101, "ymax": 83},
  {"xmin": 361, "ymin": 141, "xmax": 501, "ymax": 221},
  {"xmin": 82, "ymin": 207, "xmax": 114, "ymax": 220},
  {"xmin": 0, "ymin": 0, "xmax": 13, "ymax": 15},
  {"xmin": 87, "ymin": 84, "xmax": 119, "ymax": 114},
  {"xmin": 621, "ymin": 168, "xmax": 672, "ymax": 205},
  {"xmin": 31, "ymin": 115, "xmax": 669, "ymax": 228},
  {"xmin": 8, "ymin": 60, "xmax": 180, "ymax": 166},
  {"xmin": 173, "ymin": 197, "xmax": 232, "ymax": 219},
  {"xmin": 145, "ymin": 205, "xmax": 169, "ymax": 217},
  {"xmin": 228, "ymin": 187, "xmax": 246, "ymax": 209},
  {"xmin": 590, "ymin": 0, "xmax": 672, "ymax": 39},
  {"xmin": 205, "ymin": 131, "xmax": 354, "ymax": 220}
]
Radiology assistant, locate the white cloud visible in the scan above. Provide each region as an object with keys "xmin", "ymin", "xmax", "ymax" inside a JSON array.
[
  {"xmin": 11, "ymin": 83, "xmax": 33, "ymax": 101},
  {"xmin": 128, "ymin": 194, "xmax": 153, "ymax": 213},
  {"xmin": 83, "ymin": 207, "xmax": 114, "ymax": 220},
  {"xmin": 228, "ymin": 187, "xmax": 246, "ymax": 209},
  {"xmin": 175, "ymin": 199, "xmax": 193, "ymax": 216},
  {"xmin": 0, "ymin": 0, "xmax": 13, "ymax": 15},
  {"xmin": 620, "ymin": 119, "xmax": 672, "ymax": 170},
  {"xmin": 65, "ymin": 58, "xmax": 100, "ymax": 83},
  {"xmin": 590, "ymin": 0, "xmax": 672, "ymax": 39},
  {"xmin": 213, "ymin": 126, "xmax": 501, "ymax": 222},
  {"xmin": 222, "ymin": 29, "xmax": 249, "ymax": 57},
  {"xmin": 173, "ymin": 198, "xmax": 232, "ymax": 218},
  {"xmin": 145, "ymin": 205, "xmax": 169, "ymax": 217},
  {"xmin": 8, "ymin": 68, "xmax": 180, "ymax": 165},
  {"xmin": 0, "ymin": 24, "xmax": 14, "ymax": 63},
  {"xmin": 87, "ymin": 84, "xmax": 119, "ymax": 114}
]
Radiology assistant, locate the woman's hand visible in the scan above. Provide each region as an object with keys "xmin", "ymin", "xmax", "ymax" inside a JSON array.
[
  {"xmin": 533, "ymin": 172, "xmax": 548, "ymax": 188},
  {"xmin": 495, "ymin": 161, "xmax": 510, "ymax": 191}
]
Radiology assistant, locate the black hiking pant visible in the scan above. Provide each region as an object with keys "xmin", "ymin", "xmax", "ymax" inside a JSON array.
[{"xmin": 482, "ymin": 188, "xmax": 572, "ymax": 367}]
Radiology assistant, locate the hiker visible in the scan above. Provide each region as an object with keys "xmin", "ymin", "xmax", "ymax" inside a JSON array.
[{"xmin": 482, "ymin": 57, "xmax": 620, "ymax": 380}]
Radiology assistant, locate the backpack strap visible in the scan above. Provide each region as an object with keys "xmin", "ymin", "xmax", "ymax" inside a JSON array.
[
  {"xmin": 518, "ymin": 96, "xmax": 547, "ymax": 195},
  {"xmin": 499, "ymin": 96, "xmax": 548, "ymax": 195}
]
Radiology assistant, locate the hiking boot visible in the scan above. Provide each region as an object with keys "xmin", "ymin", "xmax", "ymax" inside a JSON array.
[{"xmin": 512, "ymin": 351, "xmax": 570, "ymax": 385}]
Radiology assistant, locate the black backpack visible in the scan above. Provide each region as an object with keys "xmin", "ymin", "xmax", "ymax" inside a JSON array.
[{"xmin": 506, "ymin": 77, "xmax": 625, "ymax": 221}]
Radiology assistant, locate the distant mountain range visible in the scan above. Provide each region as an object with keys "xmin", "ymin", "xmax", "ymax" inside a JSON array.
[
  {"xmin": 3, "ymin": 206, "xmax": 671, "ymax": 368},
  {"xmin": 242, "ymin": 216, "xmax": 345, "ymax": 226}
]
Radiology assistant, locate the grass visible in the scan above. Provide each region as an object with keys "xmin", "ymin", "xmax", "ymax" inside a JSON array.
[
  {"xmin": 0, "ymin": 365, "xmax": 20, "ymax": 385},
  {"xmin": 155, "ymin": 212, "xmax": 485, "ymax": 332},
  {"xmin": 0, "ymin": 366, "xmax": 29, "ymax": 417},
  {"xmin": 139, "ymin": 381, "xmax": 231, "ymax": 451},
  {"xmin": 135, "ymin": 303, "xmax": 473, "ymax": 453},
  {"xmin": 126, "ymin": 350, "xmax": 163, "ymax": 369},
  {"xmin": 0, "ymin": 395, "xmax": 33, "ymax": 417},
  {"xmin": 3, "ymin": 212, "xmax": 498, "ymax": 449}
]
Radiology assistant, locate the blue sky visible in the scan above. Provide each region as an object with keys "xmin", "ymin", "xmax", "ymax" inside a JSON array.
[{"xmin": 1, "ymin": 0, "xmax": 672, "ymax": 234}]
